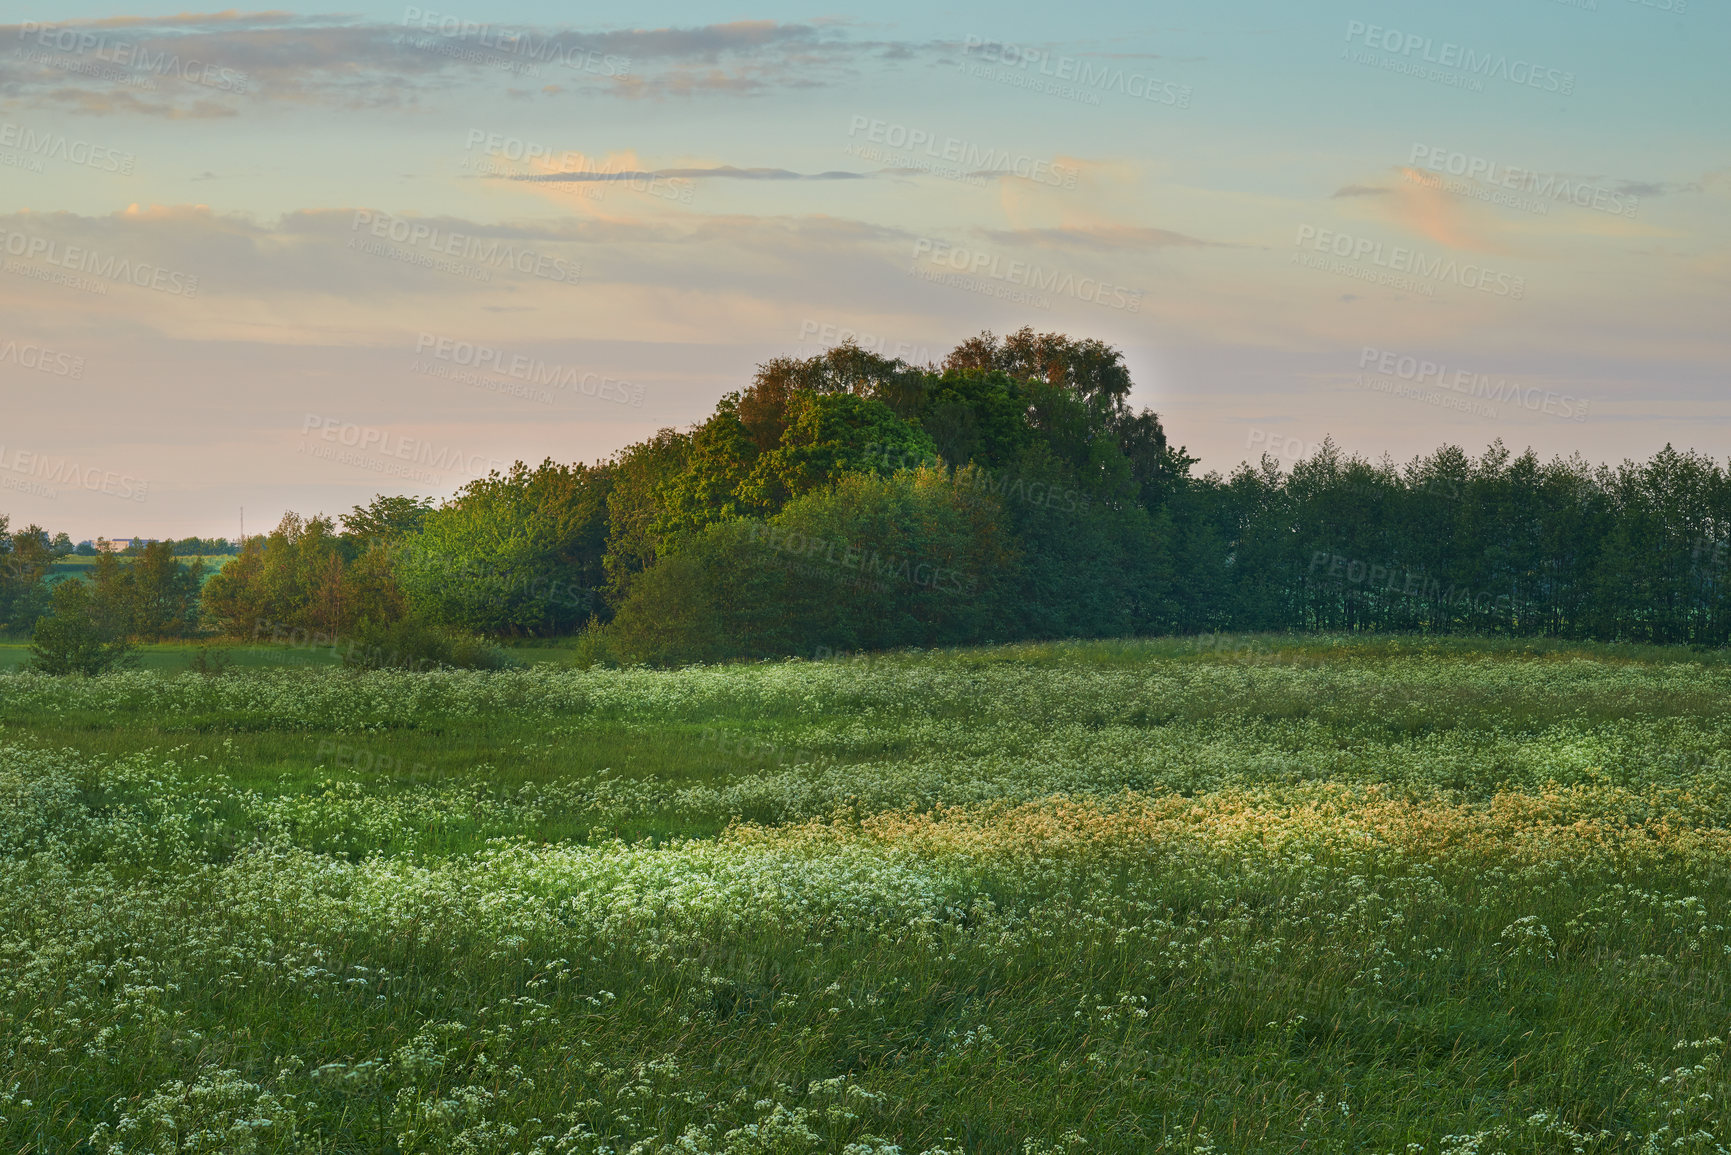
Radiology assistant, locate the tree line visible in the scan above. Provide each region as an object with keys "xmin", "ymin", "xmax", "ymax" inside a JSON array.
[{"xmin": 5, "ymin": 327, "xmax": 1728, "ymax": 670}]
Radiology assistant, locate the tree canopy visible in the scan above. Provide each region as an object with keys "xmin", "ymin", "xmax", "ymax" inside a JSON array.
[{"xmin": 9, "ymin": 326, "xmax": 1730, "ymax": 665}]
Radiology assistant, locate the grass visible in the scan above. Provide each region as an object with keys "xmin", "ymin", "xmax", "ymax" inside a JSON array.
[
  {"xmin": 3, "ymin": 634, "xmax": 1731, "ymax": 1152},
  {"xmin": 0, "ymin": 639, "xmax": 344, "ymax": 673},
  {"xmin": 44, "ymin": 554, "xmax": 237, "ymax": 584}
]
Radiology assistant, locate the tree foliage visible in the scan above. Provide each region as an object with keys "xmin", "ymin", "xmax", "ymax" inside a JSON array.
[
  {"xmin": 395, "ymin": 460, "xmax": 609, "ymax": 636},
  {"xmin": 10, "ymin": 327, "xmax": 1728, "ymax": 663},
  {"xmin": 0, "ymin": 517, "xmax": 55, "ymax": 635},
  {"xmin": 28, "ymin": 579, "xmax": 135, "ymax": 675}
]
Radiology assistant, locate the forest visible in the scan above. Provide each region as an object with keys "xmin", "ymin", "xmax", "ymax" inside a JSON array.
[{"xmin": 4, "ymin": 327, "xmax": 1728, "ymax": 669}]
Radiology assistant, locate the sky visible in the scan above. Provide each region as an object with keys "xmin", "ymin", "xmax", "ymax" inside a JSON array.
[{"xmin": 0, "ymin": 0, "xmax": 1725, "ymax": 539}]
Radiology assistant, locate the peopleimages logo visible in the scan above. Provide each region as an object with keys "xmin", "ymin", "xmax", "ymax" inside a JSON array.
[
  {"xmin": 461, "ymin": 130, "xmax": 694, "ymax": 203},
  {"xmin": 845, "ymin": 116, "xmax": 1078, "ymax": 188},
  {"xmin": 747, "ymin": 521, "xmax": 971, "ymax": 596},
  {"xmin": 911, "ymin": 238, "xmax": 1142, "ymax": 312},
  {"xmin": 798, "ymin": 321, "xmax": 931, "ymax": 364},
  {"xmin": 299, "ymin": 415, "xmax": 508, "ymax": 482},
  {"xmin": 17, "ymin": 22, "xmax": 249, "ymax": 92},
  {"xmin": 413, "ymin": 333, "xmax": 644, "ymax": 406},
  {"xmin": 0, "ymin": 120, "xmax": 134, "ymax": 175},
  {"xmin": 1293, "ymin": 225, "xmax": 1526, "ymax": 300},
  {"xmin": 348, "ymin": 210, "xmax": 581, "ymax": 286},
  {"xmin": 0, "ymin": 337, "xmax": 84, "ymax": 378},
  {"xmin": 960, "ymin": 36, "xmax": 1192, "ymax": 107},
  {"xmin": 1343, "ymin": 21, "xmax": 1575, "ymax": 95},
  {"xmin": 399, "ymin": 7, "xmax": 630, "ymax": 77},
  {"xmin": 0, "ymin": 445, "xmax": 148, "ymax": 501},
  {"xmin": 1408, "ymin": 145, "xmax": 1638, "ymax": 219},
  {"xmin": 1358, "ymin": 346, "xmax": 1588, "ymax": 420},
  {"xmin": 0, "ymin": 225, "xmax": 199, "ymax": 297}
]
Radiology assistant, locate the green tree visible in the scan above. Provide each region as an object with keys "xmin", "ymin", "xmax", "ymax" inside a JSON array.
[
  {"xmin": 29, "ymin": 578, "xmax": 134, "ymax": 675},
  {"xmin": 738, "ymin": 392, "xmax": 937, "ymax": 513},
  {"xmin": 605, "ymin": 467, "xmax": 1015, "ymax": 663},
  {"xmin": 652, "ymin": 406, "xmax": 760, "ymax": 541},
  {"xmin": 397, "ymin": 460, "xmax": 609, "ymax": 636},
  {"xmin": 92, "ymin": 541, "xmax": 204, "ymax": 640},
  {"xmin": 200, "ymin": 512, "xmax": 405, "ymax": 640},
  {"xmin": 601, "ymin": 429, "xmax": 692, "ymax": 609},
  {"xmin": 0, "ymin": 518, "xmax": 55, "ymax": 636},
  {"xmin": 741, "ymin": 341, "xmax": 928, "ymax": 441},
  {"xmin": 913, "ymin": 368, "xmax": 1034, "ymax": 469},
  {"xmin": 342, "ymin": 494, "xmax": 436, "ymax": 547}
]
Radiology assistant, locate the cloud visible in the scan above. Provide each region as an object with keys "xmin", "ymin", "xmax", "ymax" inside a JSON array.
[
  {"xmin": 1368, "ymin": 168, "xmax": 1507, "ymax": 254},
  {"xmin": 981, "ymin": 224, "xmax": 1220, "ymax": 251},
  {"xmin": 0, "ymin": 204, "xmax": 920, "ymax": 333},
  {"xmin": 30, "ymin": 88, "xmax": 241, "ymax": 118},
  {"xmin": 0, "ymin": 14, "xmax": 932, "ymax": 114},
  {"xmin": 1332, "ymin": 184, "xmax": 1389, "ymax": 198},
  {"xmin": 1614, "ymin": 179, "xmax": 1701, "ymax": 199},
  {"xmin": 513, "ymin": 166, "xmax": 871, "ymax": 184}
]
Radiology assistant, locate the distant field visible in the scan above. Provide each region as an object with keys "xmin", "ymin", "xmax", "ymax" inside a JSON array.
[
  {"xmin": 4, "ymin": 635, "xmax": 1731, "ymax": 1151},
  {"xmin": 0, "ymin": 639, "xmax": 343, "ymax": 671},
  {"xmin": 46, "ymin": 554, "xmax": 237, "ymax": 585},
  {"xmin": 0, "ymin": 634, "xmax": 591, "ymax": 672}
]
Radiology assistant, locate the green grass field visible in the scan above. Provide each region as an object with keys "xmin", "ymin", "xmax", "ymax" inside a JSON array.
[
  {"xmin": 4, "ymin": 635, "xmax": 1731, "ymax": 1152},
  {"xmin": 39, "ymin": 555, "xmax": 237, "ymax": 592}
]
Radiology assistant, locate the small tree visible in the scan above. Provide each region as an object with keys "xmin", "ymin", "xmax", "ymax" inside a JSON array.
[
  {"xmin": 0, "ymin": 518, "xmax": 56, "ymax": 636},
  {"xmin": 29, "ymin": 579, "xmax": 135, "ymax": 675}
]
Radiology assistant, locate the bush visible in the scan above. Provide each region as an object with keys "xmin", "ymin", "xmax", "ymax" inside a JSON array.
[
  {"xmin": 603, "ymin": 466, "xmax": 1016, "ymax": 664},
  {"xmin": 28, "ymin": 580, "xmax": 135, "ymax": 676},
  {"xmin": 338, "ymin": 616, "xmax": 511, "ymax": 672},
  {"xmin": 395, "ymin": 461, "xmax": 608, "ymax": 637},
  {"xmin": 185, "ymin": 646, "xmax": 234, "ymax": 677}
]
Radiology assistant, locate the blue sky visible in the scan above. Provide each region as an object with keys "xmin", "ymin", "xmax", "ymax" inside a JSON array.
[{"xmin": 0, "ymin": 1, "xmax": 1724, "ymax": 536}]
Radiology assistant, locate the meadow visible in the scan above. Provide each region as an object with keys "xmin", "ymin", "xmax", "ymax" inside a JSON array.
[{"xmin": 3, "ymin": 634, "xmax": 1731, "ymax": 1153}]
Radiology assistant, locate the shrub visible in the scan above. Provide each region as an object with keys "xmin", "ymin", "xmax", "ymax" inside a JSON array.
[
  {"xmin": 395, "ymin": 461, "xmax": 608, "ymax": 636},
  {"xmin": 28, "ymin": 580, "xmax": 135, "ymax": 676},
  {"xmin": 338, "ymin": 616, "xmax": 511, "ymax": 672},
  {"xmin": 604, "ymin": 466, "xmax": 1016, "ymax": 664},
  {"xmin": 185, "ymin": 646, "xmax": 234, "ymax": 677}
]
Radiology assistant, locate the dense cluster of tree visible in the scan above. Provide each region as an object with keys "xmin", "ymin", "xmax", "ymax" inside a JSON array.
[
  {"xmin": 1195, "ymin": 440, "xmax": 1731, "ymax": 644},
  {"xmin": 0, "ymin": 518, "xmax": 58, "ymax": 635},
  {"xmin": 166, "ymin": 536, "xmax": 240, "ymax": 556},
  {"xmin": 3, "ymin": 523, "xmax": 208, "ymax": 672},
  {"xmin": 8, "ymin": 328, "xmax": 1730, "ymax": 669}
]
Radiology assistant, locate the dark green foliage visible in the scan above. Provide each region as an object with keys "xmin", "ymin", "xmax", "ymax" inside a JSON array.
[
  {"xmin": 650, "ymin": 406, "xmax": 761, "ymax": 541},
  {"xmin": 740, "ymin": 392, "xmax": 938, "ymax": 512},
  {"xmin": 1198, "ymin": 440, "xmax": 1731, "ymax": 644},
  {"xmin": 92, "ymin": 541, "xmax": 205, "ymax": 640},
  {"xmin": 0, "ymin": 517, "xmax": 54, "ymax": 635},
  {"xmin": 11, "ymin": 330, "xmax": 1728, "ymax": 662},
  {"xmin": 338, "ymin": 615, "xmax": 511, "ymax": 671},
  {"xmin": 741, "ymin": 340, "xmax": 929, "ymax": 437},
  {"xmin": 7, "ymin": 532, "xmax": 201, "ymax": 644},
  {"xmin": 913, "ymin": 368, "xmax": 1035, "ymax": 469},
  {"xmin": 341, "ymin": 493, "xmax": 435, "ymax": 547},
  {"xmin": 28, "ymin": 579, "xmax": 134, "ymax": 675},
  {"xmin": 605, "ymin": 467, "xmax": 1016, "ymax": 663},
  {"xmin": 169, "ymin": 536, "xmax": 238, "ymax": 555},
  {"xmin": 997, "ymin": 473, "xmax": 1170, "ymax": 640},
  {"xmin": 201, "ymin": 513, "xmax": 401, "ymax": 639},
  {"xmin": 601, "ymin": 429, "xmax": 693, "ymax": 607},
  {"xmin": 395, "ymin": 460, "xmax": 608, "ymax": 636},
  {"xmin": 652, "ymin": 392, "xmax": 936, "ymax": 549}
]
